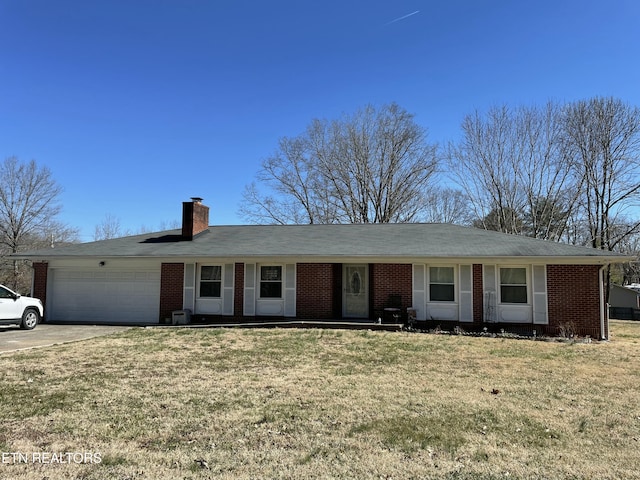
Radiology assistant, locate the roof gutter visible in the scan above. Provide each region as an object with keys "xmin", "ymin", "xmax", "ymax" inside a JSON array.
[{"xmin": 9, "ymin": 253, "xmax": 635, "ymax": 264}]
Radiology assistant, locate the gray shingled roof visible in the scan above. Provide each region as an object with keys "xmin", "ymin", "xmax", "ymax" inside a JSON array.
[{"xmin": 15, "ymin": 223, "xmax": 630, "ymax": 263}]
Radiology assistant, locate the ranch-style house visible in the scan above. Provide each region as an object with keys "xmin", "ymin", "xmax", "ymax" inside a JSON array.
[{"xmin": 16, "ymin": 198, "xmax": 630, "ymax": 339}]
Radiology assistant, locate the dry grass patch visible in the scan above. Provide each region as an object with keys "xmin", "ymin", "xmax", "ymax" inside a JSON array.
[{"xmin": 0, "ymin": 322, "xmax": 639, "ymax": 479}]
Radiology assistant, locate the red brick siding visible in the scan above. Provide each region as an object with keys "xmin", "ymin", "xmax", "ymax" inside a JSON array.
[
  {"xmin": 547, "ymin": 264, "xmax": 603, "ymax": 338},
  {"xmin": 191, "ymin": 202, "xmax": 209, "ymax": 236},
  {"xmin": 371, "ymin": 264, "xmax": 412, "ymax": 320},
  {"xmin": 160, "ymin": 263, "xmax": 184, "ymax": 321},
  {"xmin": 473, "ymin": 264, "xmax": 483, "ymax": 323},
  {"xmin": 32, "ymin": 262, "xmax": 48, "ymax": 310},
  {"xmin": 296, "ymin": 263, "xmax": 334, "ymax": 319},
  {"xmin": 332, "ymin": 264, "xmax": 343, "ymax": 317},
  {"xmin": 181, "ymin": 201, "xmax": 210, "ymax": 239}
]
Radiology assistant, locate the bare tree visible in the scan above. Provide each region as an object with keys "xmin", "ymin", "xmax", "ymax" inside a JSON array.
[
  {"xmin": 422, "ymin": 187, "xmax": 474, "ymax": 225},
  {"xmin": 240, "ymin": 103, "xmax": 438, "ymax": 224},
  {"xmin": 42, "ymin": 223, "xmax": 80, "ymax": 248},
  {"xmin": 240, "ymin": 133, "xmax": 334, "ymax": 224},
  {"xmin": 562, "ymin": 97, "xmax": 640, "ymax": 251},
  {"xmin": 0, "ymin": 157, "xmax": 70, "ymax": 290},
  {"xmin": 446, "ymin": 105, "xmax": 524, "ymax": 234},
  {"xmin": 447, "ymin": 103, "xmax": 578, "ymax": 238},
  {"xmin": 94, "ymin": 213, "xmax": 124, "ymax": 241},
  {"xmin": 473, "ymin": 206, "xmax": 524, "ymax": 233},
  {"xmin": 94, "ymin": 214, "xmax": 179, "ymax": 240},
  {"xmin": 514, "ymin": 103, "xmax": 580, "ymax": 240},
  {"xmin": 157, "ymin": 219, "xmax": 181, "ymax": 231},
  {"xmin": 612, "ymin": 228, "xmax": 640, "ymax": 285},
  {"xmin": 522, "ymin": 196, "xmax": 572, "ymax": 241},
  {"xmin": 93, "ymin": 213, "xmax": 181, "ymax": 241}
]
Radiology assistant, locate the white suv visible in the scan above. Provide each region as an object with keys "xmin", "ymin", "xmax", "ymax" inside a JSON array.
[{"xmin": 0, "ymin": 284, "xmax": 43, "ymax": 330}]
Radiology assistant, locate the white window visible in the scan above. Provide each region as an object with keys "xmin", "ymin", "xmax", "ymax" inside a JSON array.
[
  {"xmin": 429, "ymin": 266, "xmax": 455, "ymax": 302},
  {"xmin": 199, "ymin": 265, "xmax": 222, "ymax": 298},
  {"xmin": 260, "ymin": 266, "xmax": 282, "ymax": 298},
  {"xmin": 500, "ymin": 267, "xmax": 528, "ymax": 304}
]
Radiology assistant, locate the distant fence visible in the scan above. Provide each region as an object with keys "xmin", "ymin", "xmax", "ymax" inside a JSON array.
[{"xmin": 609, "ymin": 307, "xmax": 640, "ymax": 321}]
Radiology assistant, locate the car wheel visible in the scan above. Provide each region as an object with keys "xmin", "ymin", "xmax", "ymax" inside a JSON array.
[{"xmin": 21, "ymin": 308, "xmax": 39, "ymax": 330}]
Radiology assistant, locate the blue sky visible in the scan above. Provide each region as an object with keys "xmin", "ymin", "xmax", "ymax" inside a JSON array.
[{"xmin": 1, "ymin": 0, "xmax": 639, "ymax": 241}]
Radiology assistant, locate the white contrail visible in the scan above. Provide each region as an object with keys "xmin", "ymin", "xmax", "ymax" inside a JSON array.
[{"xmin": 386, "ymin": 10, "xmax": 420, "ymax": 25}]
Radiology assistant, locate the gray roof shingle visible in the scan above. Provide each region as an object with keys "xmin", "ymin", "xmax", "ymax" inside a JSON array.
[{"xmin": 16, "ymin": 223, "xmax": 630, "ymax": 263}]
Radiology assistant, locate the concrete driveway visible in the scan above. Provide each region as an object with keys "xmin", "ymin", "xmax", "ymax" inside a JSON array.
[{"xmin": 0, "ymin": 323, "xmax": 132, "ymax": 353}]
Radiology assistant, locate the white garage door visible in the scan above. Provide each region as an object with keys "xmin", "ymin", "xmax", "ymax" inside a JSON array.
[{"xmin": 48, "ymin": 269, "xmax": 161, "ymax": 323}]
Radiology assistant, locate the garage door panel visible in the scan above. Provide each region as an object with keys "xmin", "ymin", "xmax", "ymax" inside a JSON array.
[{"xmin": 49, "ymin": 269, "xmax": 161, "ymax": 323}]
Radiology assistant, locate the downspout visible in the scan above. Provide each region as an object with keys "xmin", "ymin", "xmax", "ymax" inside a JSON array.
[
  {"xmin": 28, "ymin": 260, "xmax": 35, "ymax": 296},
  {"xmin": 599, "ymin": 265, "xmax": 608, "ymax": 341}
]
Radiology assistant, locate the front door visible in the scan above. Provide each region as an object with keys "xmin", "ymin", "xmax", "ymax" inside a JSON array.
[{"xmin": 343, "ymin": 264, "xmax": 369, "ymax": 318}]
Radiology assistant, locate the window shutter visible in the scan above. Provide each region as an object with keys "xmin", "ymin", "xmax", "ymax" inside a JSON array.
[
  {"xmin": 412, "ymin": 264, "xmax": 426, "ymax": 321},
  {"xmin": 532, "ymin": 265, "xmax": 548, "ymax": 324},
  {"xmin": 184, "ymin": 263, "xmax": 195, "ymax": 312},
  {"xmin": 244, "ymin": 263, "xmax": 256, "ymax": 316},
  {"xmin": 483, "ymin": 265, "xmax": 497, "ymax": 322},
  {"xmin": 284, "ymin": 263, "xmax": 296, "ymax": 317},
  {"xmin": 459, "ymin": 264, "xmax": 473, "ymax": 322}
]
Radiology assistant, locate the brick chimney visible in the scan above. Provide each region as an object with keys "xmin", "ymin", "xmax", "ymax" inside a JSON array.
[{"xmin": 182, "ymin": 197, "xmax": 210, "ymax": 240}]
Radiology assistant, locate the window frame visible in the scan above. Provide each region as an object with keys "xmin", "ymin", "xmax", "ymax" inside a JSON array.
[
  {"xmin": 499, "ymin": 266, "xmax": 530, "ymax": 305},
  {"xmin": 197, "ymin": 264, "xmax": 223, "ymax": 299},
  {"xmin": 259, "ymin": 265, "xmax": 283, "ymax": 299},
  {"xmin": 428, "ymin": 265, "xmax": 456, "ymax": 303}
]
